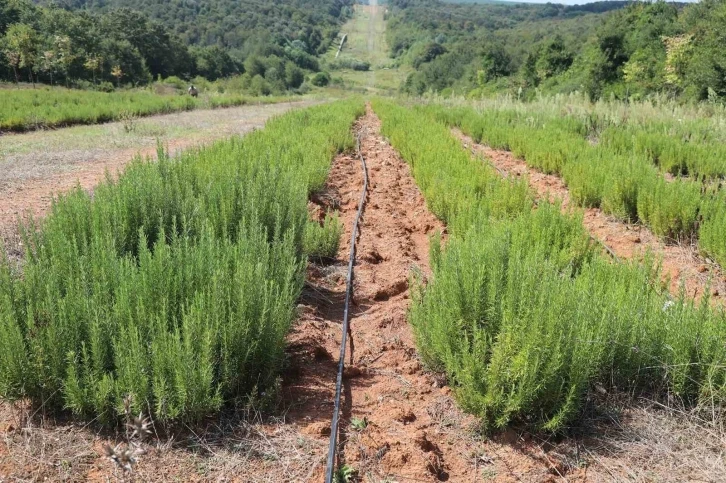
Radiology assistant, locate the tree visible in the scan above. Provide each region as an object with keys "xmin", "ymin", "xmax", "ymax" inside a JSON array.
[
  {"xmin": 192, "ymin": 45, "xmax": 236, "ymax": 80},
  {"xmin": 38, "ymin": 49, "xmax": 59, "ymax": 85},
  {"xmin": 52, "ymin": 35, "xmax": 76, "ymax": 87},
  {"xmin": 102, "ymin": 38, "xmax": 149, "ymax": 85},
  {"xmin": 413, "ymin": 42, "xmax": 446, "ymax": 68},
  {"xmin": 243, "ymin": 55, "xmax": 266, "ymax": 78},
  {"xmin": 111, "ymin": 64, "xmax": 123, "ymax": 87},
  {"xmin": 285, "ymin": 61, "xmax": 304, "ymax": 88},
  {"xmin": 84, "ymin": 55, "xmax": 101, "ymax": 84},
  {"xmin": 3, "ymin": 23, "xmax": 38, "ymax": 85},
  {"xmin": 479, "ymin": 42, "xmax": 511, "ymax": 82},
  {"xmin": 535, "ymin": 35, "xmax": 573, "ymax": 80}
]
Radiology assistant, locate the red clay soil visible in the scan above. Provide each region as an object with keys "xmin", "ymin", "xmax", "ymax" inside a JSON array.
[
  {"xmin": 455, "ymin": 129, "xmax": 726, "ymax": 305},
  {"xmin": 287, "ymin": 107, "xmax": 581, "ymax": 482}
]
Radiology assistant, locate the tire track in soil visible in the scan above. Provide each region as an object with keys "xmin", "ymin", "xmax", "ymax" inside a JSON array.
[
  {"xmin": 455, "ymin": 129, "xmax": 726, "ymax": 306},
  {"xmin": 286, "ymin": 106, "xmax": 579, "ymax": 482}
]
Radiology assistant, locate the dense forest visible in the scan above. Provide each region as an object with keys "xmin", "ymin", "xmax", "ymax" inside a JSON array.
[
  {"xmin": 0, "ymin": 0, "xmax": 353, "ymax": 90},
  {"xmin": 390, "ymin": 0, "xmax": 726, "ymax": 101}
]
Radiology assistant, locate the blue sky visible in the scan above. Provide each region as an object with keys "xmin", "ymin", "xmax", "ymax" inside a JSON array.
[{"xmin": 520, "ymin": 0, "xmax": 699, "ymax": 3}]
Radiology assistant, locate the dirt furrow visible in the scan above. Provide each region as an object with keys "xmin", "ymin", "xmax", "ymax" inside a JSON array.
[
  {"xmin": 456, "ymin": 129, "xmax": 726, "ymax": 305},
  {"xmin": 287, "ymin": 107, "xmax": 575, "ymax": 482}
]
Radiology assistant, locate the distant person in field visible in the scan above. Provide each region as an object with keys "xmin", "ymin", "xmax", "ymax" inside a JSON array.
[{"xmin": 188, "ymin": 85, "xmax": 198, "ymax": 97}]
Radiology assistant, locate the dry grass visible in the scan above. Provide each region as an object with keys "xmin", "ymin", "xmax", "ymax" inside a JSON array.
[
  {"xmin": 0, "ymin": 101, "xmax": 313, "ymax": 187},
  {"xmin": 0, "ymin": 401, "xmax": 327, "ymax": 482},
  {"xmin": 581, "ymin": 399, "xmax": 726, "ymax": 482}
]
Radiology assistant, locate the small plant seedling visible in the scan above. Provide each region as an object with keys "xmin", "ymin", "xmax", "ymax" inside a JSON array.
[
  {"xmin": 334, "ymin": 464, "xmax": 357, "ymax": 483},
  {"xmin": 350, "ymin": 416, "xmax": 368, "ymax": 431},
  {"xmin": 482, "ymin": 468, "xmax": 498, "ymax": 480}
]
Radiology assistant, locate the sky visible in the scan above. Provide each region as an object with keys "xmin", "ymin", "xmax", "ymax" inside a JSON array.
[{"xmin": 519, "ymin": 0, "xmax": 698, "ymax": 3}]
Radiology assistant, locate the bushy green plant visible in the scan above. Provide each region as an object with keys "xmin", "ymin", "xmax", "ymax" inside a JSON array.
[
  {"xmin": 0, "ymin": 100, "xmax": 364, "ymax": 424},
  {"xmin": 426, "ymin": 102, "xmax": 726, "ymax": 258},
  {"xmin": 304, "ymin": 212, "xmax": 343, "ymax": 260},
  {"xmin": 699, "ymin": 191, "xmax": 726, "ymax": 267},
  {"xmin": 373, "ymin": 98, "xmax": 726, "ymax": 432},
  {"xmin": 310, "ymin": 72, "xmax": 331, "ymax": 87},
  {"xmin": 636, "ymin": 176, "xmax": 702, "ymax": 240}
]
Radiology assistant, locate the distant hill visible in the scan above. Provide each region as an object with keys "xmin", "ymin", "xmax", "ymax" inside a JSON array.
[
  {"xmin": 35, "ymin": 0, "xmax": 354, "ymax": 55},
  {"xmin": 2, "ymin": 0, "xmax": 353, "ymax": 89}
]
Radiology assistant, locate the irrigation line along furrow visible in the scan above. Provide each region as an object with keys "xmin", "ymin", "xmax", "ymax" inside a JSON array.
[{"xmin": 325, "ymin": 132, "xmax": 369, "ymax": 483}]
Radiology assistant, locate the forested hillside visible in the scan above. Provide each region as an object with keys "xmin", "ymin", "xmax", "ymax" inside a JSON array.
[
  {"xmin": 390, "ymin": 0, "xmax": 726, "ymax": 101},
  {"xmin": 0, "ymin": 0, "xmax": 353, "ymax": 89}
]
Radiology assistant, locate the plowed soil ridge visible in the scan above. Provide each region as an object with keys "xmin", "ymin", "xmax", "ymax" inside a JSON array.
[
  {"xmin": 455, "ymin": 129, "xmax": 726, "ymax": 305},
  {"xmin": 289, "ymin": 107, "xmax": 574, "ymax": 482}
]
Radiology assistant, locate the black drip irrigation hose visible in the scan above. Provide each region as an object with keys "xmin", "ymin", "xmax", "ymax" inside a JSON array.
[{"xmin": 324, "ymin": 132, "xmax": 369, "ymax": 483}]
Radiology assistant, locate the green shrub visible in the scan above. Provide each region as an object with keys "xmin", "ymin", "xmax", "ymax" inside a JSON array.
[
  {"xmin": 601, "ymin": 124, "xmax": 726, "ymax": 180},
  {"xmin": 699, "ymin": 191, "xmax": 726, "ymax": 266},
  {"xmin": 600, "ymin": 155, "xmax": 656, "ymax": 222},
  {"xmin": 374, "ymin": 98, "xmax": 726, "ymax": 432},
  {"xmin": 425, "ymin": 103, "xmax": 722, "ymax": 255},
  {"xmin": 310, "ymin": 72, "xmax": 331, "ymax": 87},
  {"xmin": 636, "ymin": 177, "xmax": 702, "ymax": 239},
  {"xmin": 304, "ymin": 212, "xmax": 343, "ymax": 260},
  {"xmin": 0, "ymin": 100, "xmax": 365, "ymax": 424},
  {"xmin": 330, "ymin": 57, "xmax": 371, "ymax": 71}
]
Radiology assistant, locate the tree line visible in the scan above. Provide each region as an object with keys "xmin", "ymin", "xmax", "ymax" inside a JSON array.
[
  {"xmin": 0, "ymin": 0, "xmax": 353, "ymax": 90},
  {"xmin": 389, "ymin": 0, "xmax": 726, "ymax": 102}
]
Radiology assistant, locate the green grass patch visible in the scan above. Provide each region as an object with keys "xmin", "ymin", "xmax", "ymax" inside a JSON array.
[{"xmin": 0, "ymin": 86, "xmax": 293, "ymax": 132}]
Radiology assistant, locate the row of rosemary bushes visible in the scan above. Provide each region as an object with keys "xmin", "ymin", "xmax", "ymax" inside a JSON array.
[
  {"xmin": 466, "ymin": 95, "xmax": 726, "ymax": 181},
  {"xmin": 0, "ymin": 86, "xmax": 293, "ymax": 132},
  {"xmin": 0, "ymin": 100, "xmax": 362, "ymax": 423},
  {"xmin": 372, "ymin": 98, "xmax": 726, "ymax": 432},
  {"xmin": 424, "ymin": 104, "xmax": 726, "ymax": 270}
]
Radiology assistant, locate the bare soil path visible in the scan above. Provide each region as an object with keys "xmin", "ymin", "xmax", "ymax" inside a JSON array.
[
  {"xmin": 289, "ymin": 107, "xmax": 575, "ymax": 482},
  {"xmin": 456, "ymin": 129, "xmax": 726, "ymax": 305},
  {"xmin": 0, "ymin": 100, "xmax": 316, "ymax": 251}
]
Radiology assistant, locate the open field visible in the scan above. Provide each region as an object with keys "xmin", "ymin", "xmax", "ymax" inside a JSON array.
[
  {"xmin": 422, "ymin": 98, "xmax": 726, "ymax": 272},
  {"xmin": 0, "ymin": 85, "xmax": 295, "ymax": 133},
  {"xmin": 2, "ymin": 3, "xmax": 726, "ymax": 483},
  {"xmin": 324, "ymin": 1, "xmax": 411, "ymax": 94},
  {"xmin": 1, "ymin": 100, "xmax": 725, "ymax": 483}
]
